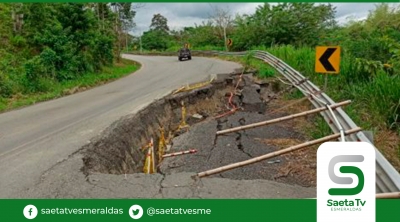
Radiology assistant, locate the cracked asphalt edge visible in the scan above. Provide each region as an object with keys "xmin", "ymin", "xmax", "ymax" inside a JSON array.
[{"xmin": 16, "ymin": 148, "xmax": 315, "ymax": 199}]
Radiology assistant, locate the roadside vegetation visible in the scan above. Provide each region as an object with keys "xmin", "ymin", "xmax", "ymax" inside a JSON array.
[
  {"xmin": 0, "ymin": 3, "xmax": 141, "ymax": 112},
  {"xmin": 0, "ymin": 59, "xmax": 139, "ymax": 112},
  {"xmin": 130, "ymin": 3, "xmax": 400, "ymax": 167}
]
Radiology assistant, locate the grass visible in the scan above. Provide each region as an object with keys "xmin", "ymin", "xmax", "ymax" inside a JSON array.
[
  {"xmin": 219, "ymin": 54, "xmax": 277, "ymax": 78},
  {"xmin": 0, "ymin": 59, "xmax": 140, "ymax": 113}
]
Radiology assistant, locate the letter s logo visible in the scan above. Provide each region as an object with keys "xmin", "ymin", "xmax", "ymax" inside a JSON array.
[{"xmin": 328, "ymin": 155, "xmax": 364, "ymax": 195}]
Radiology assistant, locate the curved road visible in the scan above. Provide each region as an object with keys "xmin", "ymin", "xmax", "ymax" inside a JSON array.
[{"xmin": 0, "ymin": 55, "xmax": 241, "ymax": 198}]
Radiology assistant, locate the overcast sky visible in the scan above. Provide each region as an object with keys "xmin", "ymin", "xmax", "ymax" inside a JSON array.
[{"xmin": 132, "ymin": 3, "xmax": 399, "ymax": 35}]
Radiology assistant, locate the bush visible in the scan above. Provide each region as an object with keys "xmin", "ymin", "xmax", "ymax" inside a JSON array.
[
  {"xmin": 10, "ymin": 35, "xmax": 27, "ymax": 48},
  {"xmin": 0, "ymin": 72, "xmax": 14, "ymax": 98},
  {"xmin": 34, "ymin": 78, "xmax": 55, "ymax": 93},
  {"xmin": 39, "ymin": 47, "xmax": 57, "ymax": 78},
  {"xmin": 24, "ymin": 56, "xmax": 47, "ymax": 82},
  {"xmin": 92, "ymin": 34, "xmax": 114, "ymax": 70},
  {"xmin": 24, "ymin": 55, "xmax": 58, "ymax": 92}
]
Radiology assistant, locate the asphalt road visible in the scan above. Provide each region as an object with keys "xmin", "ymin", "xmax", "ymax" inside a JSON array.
[
  {"xmin": 0, "ymin": 55, "xmax": 242, "ymax": 198},
  {"xmin": 0, "ymin": 55, "xmax": 315, "ymax": 198}
]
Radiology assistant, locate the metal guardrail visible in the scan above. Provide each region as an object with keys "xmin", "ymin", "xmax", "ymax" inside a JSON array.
[
  {"xmin": 250, "ymin": 50, "xmax": 400, "ymax": 193},
  {"xmin": 130, "ymin": 50, "xmax": 400, "ymax": 193}
]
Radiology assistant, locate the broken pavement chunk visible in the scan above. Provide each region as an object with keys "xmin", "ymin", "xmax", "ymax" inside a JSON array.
[{"xmin": 241, "ymin": 86, "xmax": 266, "ymax": 113}]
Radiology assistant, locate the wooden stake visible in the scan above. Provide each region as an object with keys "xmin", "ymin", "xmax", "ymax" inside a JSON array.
[
  {"xmin": 198, "ymin": 127, "xmax": 362, "ymax": 178},
  {"xmin": 376, "ymin": 192, "xmax": 400, "ymax": 199},
  {"xmin": 217, "ymin": 100, "xmax": 351, "ymax": 135}
]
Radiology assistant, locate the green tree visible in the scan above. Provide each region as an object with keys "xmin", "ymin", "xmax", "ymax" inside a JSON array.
[
  {"xmin": 142, "ymin": 13, "xmax": 171, "ymax": 50},
  {"xmin": 150, "ymin": 13, "xmax": 169, "ymax": 33},
  {"xmin": 0, "ymin": 3, "xmax": 131, "ymax": 97},
  {"xmin": 231, "ymin": 3, "xmax": 336, "ymax": 50},
  {"xmin": 142, "ymin": 30, "xmax": 169, "ymax": 51},
  {"xmin": 110, "ymin": 3, "xmax": 141, "ymax": 59},
  {"xmin": 185, "ymin": 22, "xmax": 220, "ymax": 48}
]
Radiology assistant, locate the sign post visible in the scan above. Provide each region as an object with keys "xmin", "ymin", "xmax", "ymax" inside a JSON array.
[{"xmin": 315, "ymin": 46, "xmax": 341, "ymax": 92}]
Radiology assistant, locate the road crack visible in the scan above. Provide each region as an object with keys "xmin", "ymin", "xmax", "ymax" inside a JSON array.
[
  {"xmin": 207, "ymin": 119, "xmax": 224, "ymax": 162},
  {"xmin": 235, "ymin": 132, "xmax": 252, "ymax": 158},
  {"xmin": 156, "ymin": 172, "xmax": 166, "ymax": 198},
  {"xmin": 35, "ymin": 147, "xmax": 85, "ymax": 186}
]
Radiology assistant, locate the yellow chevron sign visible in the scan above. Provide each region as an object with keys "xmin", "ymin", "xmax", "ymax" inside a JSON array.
[
  {"xmin": 227, "ymin": 38, "xmax": 233, "ymax": 46},
  {"xmin": 315, "ymin": 46, "xmax": 341, "ymax": 74}
]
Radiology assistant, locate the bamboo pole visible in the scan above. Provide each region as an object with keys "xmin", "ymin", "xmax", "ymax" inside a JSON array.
[
  {"xmin": 269, "ymin": 97, "xmax": 309, "ymax": 114},
  {"xmin": 198, "ymin": 127, "xmax": 362, "ymax": 178},
  {"xmin": 216, "ymin": 100, "xmax": 351, "ymax": 135},
  {"xmin": 172, "ymin": 86, "xmax": 186, "ymax": 95},
  {"xmin": 376, "ymin": 192, "xmax": 400, "ymax": 199},
  {"xmin": 265, "ymin": 78, "xmax": 308, "ymax": 103},
  {"xmin": 162, "ymin": 149, "xmax": 197, "ymax": 158}
]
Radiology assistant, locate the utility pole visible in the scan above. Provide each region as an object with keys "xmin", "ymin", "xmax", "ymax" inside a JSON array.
[
  {"xmin": 125, "ymin": 27, "xmax": 129, "ymax": 52},
  {"xmin": 223, "ymin": 26, "xmax": 227, "ymax": 51}
]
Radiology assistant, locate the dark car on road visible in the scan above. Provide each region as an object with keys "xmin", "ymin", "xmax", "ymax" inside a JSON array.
[{"xmin": 178, "ymin": 48, "xmax": 191, "ymax": 61}]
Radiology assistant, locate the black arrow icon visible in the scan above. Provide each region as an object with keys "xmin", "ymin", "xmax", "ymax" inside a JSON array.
[{"xmin": 319, "ymin": 48, "xmax": 336, "ymax": 72}]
